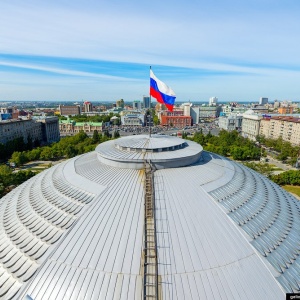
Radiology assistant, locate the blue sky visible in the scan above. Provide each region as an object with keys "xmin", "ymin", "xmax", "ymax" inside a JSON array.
[{"xmin": 1, "ymin": 0, "xmax": 300, "ymax": 102}]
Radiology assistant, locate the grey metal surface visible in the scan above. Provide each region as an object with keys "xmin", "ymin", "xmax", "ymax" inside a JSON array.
[
  {"xmin": 0, "ymin": 135, "xmax": 297, "ymax": 299},
  {"xmin": 115, "ymin": 135, "xmax": 185, "ymax": 149},
  {"xmin": 154, "ymin": 163, "xmax": 285, "ymax": 299},
  {"xmin": 208, "ymin": 159, "xmax": 300, "ymax": 293},
  {"xmin": 0, "ymin": 159, "xmax": 97, "ymax": 299},
  {"xmin": 17, "ymin": 153, "xmax": 145, "ymax": 300}
]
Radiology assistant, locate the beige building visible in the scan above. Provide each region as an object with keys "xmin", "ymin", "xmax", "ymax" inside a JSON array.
[
  {"xmin": 59, "ymin": 105, "xmax": 81, "ymax": 116},
  {"xmin": 260, "ymin": 116, "xmax": 300, "ymax": 145},
  {"xmin": 278, "ymin": 107, "xmax": 293, "ymax": 114},
  {"xmin": 241, "ymin": 111, "xmax": 262, "ymax": 141},
  {"xmin": 116, "ymin": 99, "xmax": 125, "ymax": 109}
]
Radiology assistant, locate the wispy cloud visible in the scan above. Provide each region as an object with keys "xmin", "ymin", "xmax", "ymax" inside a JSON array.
[
  {"xmin": 0, "ymin": 61, "xmax": 142, "ymax": 81},
  {"xmin": 1, "ymin": 0, "xmax": 300, "ymax": 100}
]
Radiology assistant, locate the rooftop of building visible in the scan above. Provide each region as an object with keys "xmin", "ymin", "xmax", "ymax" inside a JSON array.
[
  {"xmin": 59, "ymin": 119, "xmax": 103, "ymax": 126},
  {"xmin": 269, "ymin": 116, "xmax": 300, "ymax": 123},
  {"xmin": 0, "ymin": 134, "xmax": 299, "ymax": 299}
]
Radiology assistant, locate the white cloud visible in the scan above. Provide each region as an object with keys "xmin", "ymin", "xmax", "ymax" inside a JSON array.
[
  {"xmin": 0, "ymin": 61, "xmax": 142, "ymax": 81},
  {"xmin": 1, "ymin": 0, "xmax": 300, "ymax": 100},
  {"xmin": 1, "ymin": 1, "xmax": 299, "ymax": 67}
]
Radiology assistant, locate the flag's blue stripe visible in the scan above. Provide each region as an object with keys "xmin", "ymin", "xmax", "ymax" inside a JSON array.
[{"xmin": 160, "ymin": 93, "xmax": 176, "ymax": 105}]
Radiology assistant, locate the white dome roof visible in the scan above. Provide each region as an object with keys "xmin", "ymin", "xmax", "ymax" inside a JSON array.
[{"xmin": 1, "ymin": 135, "xmax": 299, "ymax": 299}]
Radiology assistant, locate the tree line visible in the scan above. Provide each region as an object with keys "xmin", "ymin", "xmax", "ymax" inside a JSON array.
[
  {"xmin": 9, "ymin": 130, "xmax": 118, "ymax": 166},
  {"xmin": 256, "ymin": 135, "xmax": 300, "ymax": 165},
  {"xmin": 0, "ymin": 166, "xmax": 35, "ymax": 198},
  {"xmin": 191, "ymin": 129, "xmax": 261, "ymax": 160},
  {"xmin": 0, "ymin": 136, "xmax": 40, "ymax": 162},
  {"xmin": 190, "ymin": 130, "xmax": 300, "ymax": 187},
  {"xmin": 0, "ymin": 130, "xmax": 118, "ymax": 198},
  {"xmin": 59, "ymin": 113, "xmax": 121, "ymax": 124}
]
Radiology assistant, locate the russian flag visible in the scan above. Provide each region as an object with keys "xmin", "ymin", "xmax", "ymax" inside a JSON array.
[{"xmin": 150, "ymin": 69, "xmax": 176, "ymax": 111}]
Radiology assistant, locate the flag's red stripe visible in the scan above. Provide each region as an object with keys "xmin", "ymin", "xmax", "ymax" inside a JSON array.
[
  {"xmin": 150, "ymin": 87, "xmax": 164, "ymax": 103},
  {"xmin": 165, "ymin": 103, "xmax": 174, "ymax": 111},
  {"xmin": 150, "ymin": 86, "xmax": 174, "ymax": 111}
]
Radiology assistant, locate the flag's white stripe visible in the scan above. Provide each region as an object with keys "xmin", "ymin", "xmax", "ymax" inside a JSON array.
[{"xmin": 150, "ymin": 70, "xmax": 176, "ymax": 97}]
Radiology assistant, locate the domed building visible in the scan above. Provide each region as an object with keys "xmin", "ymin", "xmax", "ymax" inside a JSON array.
[{"xmin": 0, "ymin": 134, "xmax": 299, "ymax": 299}]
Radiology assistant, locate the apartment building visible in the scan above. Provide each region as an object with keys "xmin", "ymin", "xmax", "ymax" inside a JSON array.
[
  {"xmin": 59, "ymin": 105, "xmax": 81, "ymax": 116},
  {"xmin": 121, "ymin": 114, "xmax": 145, "ymax": 126},
  {"xmin": 260, "ymin": 116, "xmax": 300, "ymax": 145},
  {"xmin": 241, "ymin": 111, "xmax": 262, "ymax": 141},
  {"xmin": 0, "ymin": 117, "xmax": 60, "ymax": 145},
  {"xmin": 160, "ymin": 115, "xmax": 192, "ymax": 127},
  {"xmin": 218, "ymin": 114, "xmax": 243, "ymax": 131}
]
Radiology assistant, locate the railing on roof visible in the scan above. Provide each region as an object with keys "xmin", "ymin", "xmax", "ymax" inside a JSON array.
[{"xmin": 143, "ymin": 161, "xmax": 159, "ymax": 300}]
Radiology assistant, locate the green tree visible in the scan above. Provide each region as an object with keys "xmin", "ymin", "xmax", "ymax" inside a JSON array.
[
  {"xmin": 74, "ymin": 130, "xmax": 88, "ymax": 143},
  {"xmin": 0, "ymin": 183, "xmax": 4, "ymax": 197},
  {"xmin": 103, "ymin": 130, "xmax": 110, "ymax": 138},
  {"xmin": 182, "ymin": 132, "xmax": 188, "ymax": 139},
  {"xmin": 92, "ymin": 130, "xmax": 100, "ymax": 143},
  {"xmin": 26, "ymin": 148, "xmax": 42, "ymax": 161},
  {"xmin": 0, "ymin": 165, "xmax": 13, "ymax": 186},
  {"xmin": 231, "ymin": 146, "xmax": 246, "ymax": 160},
  {"xmin": 206, "ymin": 131, "xmax": 213, "ymax": 140},
  {"xmin": 40, "ymin": 147, "xmax": 54, "ymax": 160},
  {"xmin": 113, "ymin": 130, "xmax": 120, "ymax": 139},
  {"xmin": 13, "ymin": 170, "xmax": 35, "ymax": 185},
  {"xmin": 271, "ymin": 170, "xmax": 300, "ymax": 186},
  {"xmin": 153, "ymin": 115, "xmax": 160, "ymax": 126},
  {"xmin": 65, "ymin": 145, "xmax": 77, "ymax": 158},
  {"xmin": 10, "ymin": 151, "xmax": 27, "ymax": 166},
  {"xmin": 243, "ymin": 162, "xmax": 273, "ymax": 177},
  {"xmin": 193, "ymin": 132, "xmax": 206, "ymax": 146}
]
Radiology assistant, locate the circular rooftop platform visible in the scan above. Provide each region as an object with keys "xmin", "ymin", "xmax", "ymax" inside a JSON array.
[
  {"xmin": 115, "ymin": 134, "xmax": 187, "ymax": 151},
  {"xmin": 96, "ymin": 134, "xmax": 203, "ymax": 169}
]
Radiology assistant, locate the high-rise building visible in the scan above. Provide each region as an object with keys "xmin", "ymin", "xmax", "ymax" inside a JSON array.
[
  {"xmin": 259, "ymin": 97, "xmax": 268, "ymax": 105},
  {"xmin": 83, "ymin": 101, "xmax": 93, "ymax": 112},
  {"xmin": 143, "ymin": 96, "xmax": 150, "ymax": 109},
  {"xmin": 274, "ymin": 100, "xmax": 280, "ymax": 108},
  {"xmin": 116, "ymin": 99, "xmax": 125, "ymax": 109},
  {"xmin": 209, "ymin": 97, "xmax": 218, "ymax": 106},
  {"xmin": 190, "ymin": 106, "xmax": 200, "ymax": 124},
  {"xmin": 181, "ymin": 103, "xmax": 191, "ymax": 116},
  {"xmin": 132, "ymin": 100, "xmax": 142, "ymax": 110}
]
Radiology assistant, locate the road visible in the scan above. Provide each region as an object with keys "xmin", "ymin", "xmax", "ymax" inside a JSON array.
[{"xmin": 267, "ymin": 155, "xmax": 297, "ymax": 172}]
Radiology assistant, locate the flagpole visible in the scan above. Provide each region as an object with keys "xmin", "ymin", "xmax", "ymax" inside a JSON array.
[{"xmin": 149, "ymin": 66, "xmax": 152, "ymax": 138}]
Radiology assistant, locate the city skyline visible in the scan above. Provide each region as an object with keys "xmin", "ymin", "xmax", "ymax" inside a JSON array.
[{"xmin": 1, "ymin": 0, "xmax": 300, "ymax": 101}]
